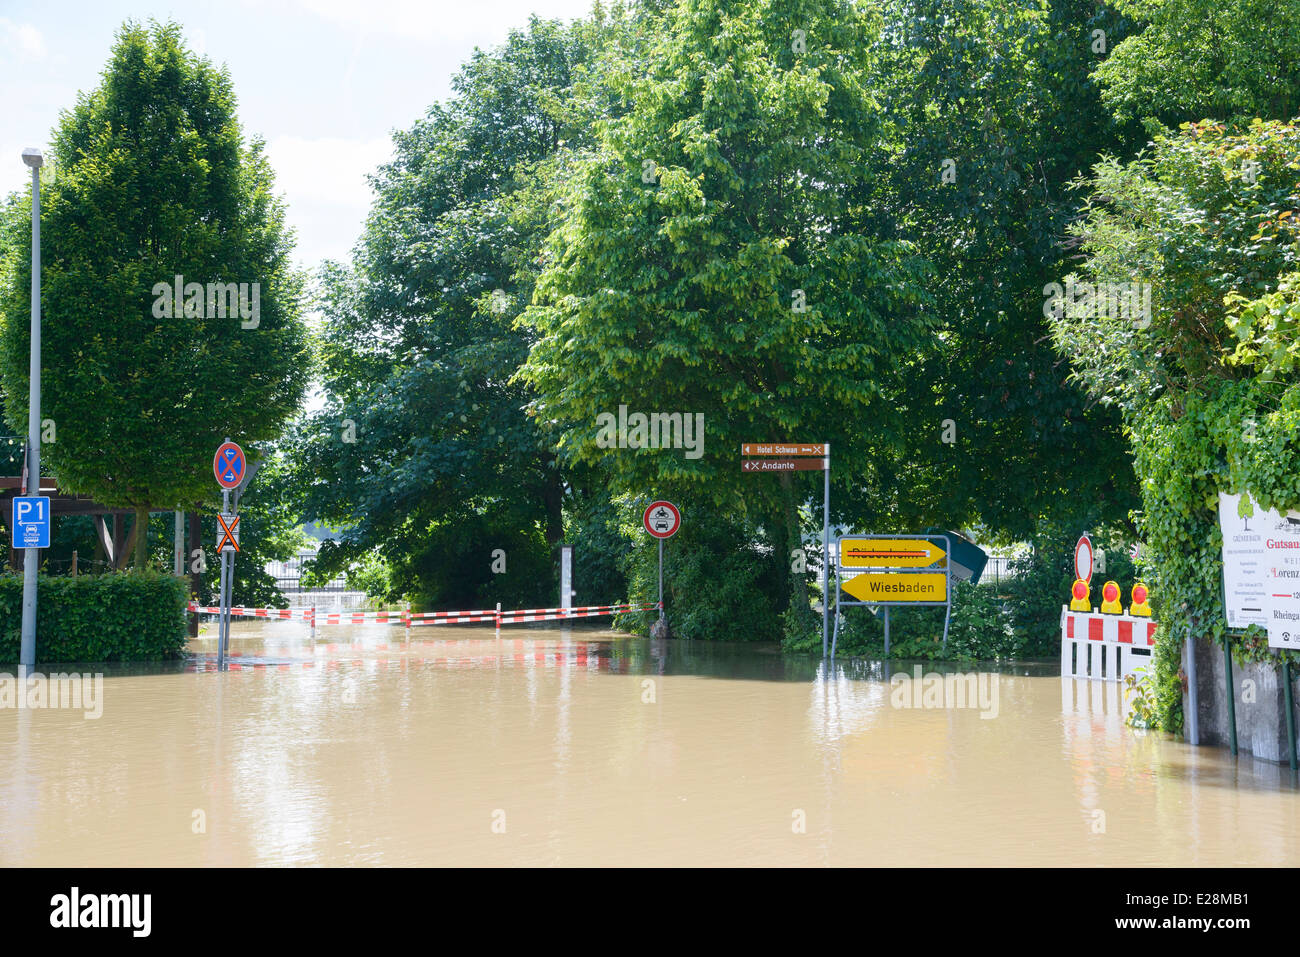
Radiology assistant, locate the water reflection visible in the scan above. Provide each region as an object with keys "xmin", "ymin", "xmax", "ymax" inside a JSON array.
[{"xmin": 0, "ymin": 622, "xmax": 1294, "ymax": 866}]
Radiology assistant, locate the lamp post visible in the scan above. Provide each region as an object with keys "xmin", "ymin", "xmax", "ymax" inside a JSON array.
[{"xmin": 19, "ymin": 147, "xmax": 43, "ymax": 669}]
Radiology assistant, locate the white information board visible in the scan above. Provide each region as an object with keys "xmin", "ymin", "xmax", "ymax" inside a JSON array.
[
  {"xmin": 1219, "ymin": 492, "xmax": 1300, "ymax": 648},
  {"xmin": 1264, "ymin": 513, "xmax": 1300, "ymax": 651}
]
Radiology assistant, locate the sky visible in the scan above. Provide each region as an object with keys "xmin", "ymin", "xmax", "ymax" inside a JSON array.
[{"xmin": 0, "ymin": 0, "xmax": 598, "ymax": 271}]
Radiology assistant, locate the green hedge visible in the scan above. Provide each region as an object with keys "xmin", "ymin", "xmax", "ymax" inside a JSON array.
[{"xmin": 0, "ymin": 571, "xmax": 188, "ymax": 663}]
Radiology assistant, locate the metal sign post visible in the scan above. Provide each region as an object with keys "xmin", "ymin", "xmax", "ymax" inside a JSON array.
[
  {"xmin": 823, "ymin": 445, "xmax": 830, "ymax": 658},
  {"xmin": 643, "ymin": 501, "xmax": 680, "ymax": 621},
  {"xmin": 218, "ymin": 488, "xmax": 230, "ymax": 669},
  {"xmin": 213, "ymin": 439, "xmax": 246, "ymax": 671},
  {"xmin": 740, "ymin": 442, "xmax": 830, "ymax": 656},
  {"xmin": 658, "ymin": 539, "xmax": 664, "ymax": 619},
  {"xmin": 831, "ymin": 533, "xmax": 951, "ymax": 660}
]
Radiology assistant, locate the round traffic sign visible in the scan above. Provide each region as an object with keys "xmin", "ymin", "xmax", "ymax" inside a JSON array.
[
  {"xmin": 643, "ymin": 501, "xmax": 681, "ymax": 539},
  {"xmin": 1074, "ymin": 535, "xmax": 1093, "ymax": 584},
  {"xmin": 213, "ymin": 441, "xmax": 246, "ymax": 489}
]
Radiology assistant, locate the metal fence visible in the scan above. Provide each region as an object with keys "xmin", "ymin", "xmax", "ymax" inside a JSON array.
[
  {"xmin": 981, "ymin": 556, "xmax": 1021, "ymax": 586},
  {"xmin": 266, "ymin": 552, "xmax": 341, "ymax": 587}
]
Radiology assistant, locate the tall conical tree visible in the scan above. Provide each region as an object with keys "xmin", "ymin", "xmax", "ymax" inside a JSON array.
[{"xmin": 0, "ymin": 21, "xmax": 310, "ymax": 566}]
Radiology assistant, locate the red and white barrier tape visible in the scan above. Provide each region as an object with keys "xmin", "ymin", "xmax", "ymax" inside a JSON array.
[
  {"xmin": 409, "ymin": 613, "xmax": 502, "ymax": 627},
  {"xmin": 407, "ymin": 609, "xmax": 498, "ymax": 620},
  {"xmin": 496, "ymin": 603, "xmax": 660, "ymax": 625},
  {"xmin": 189, "ymin": 600, "xmax": 662, "ymax": 627},
  {"xmin": 187, "ymin": 603, "xmax": 313, "ymax": 621}
]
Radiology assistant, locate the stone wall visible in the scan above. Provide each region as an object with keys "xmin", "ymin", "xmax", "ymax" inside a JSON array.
[{"xmin": 1183, "ymin": 635, "xmax": 1300, "ymax": 764}]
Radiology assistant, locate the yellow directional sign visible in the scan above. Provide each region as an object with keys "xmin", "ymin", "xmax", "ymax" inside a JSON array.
[
  {"xmin": 840, "ymin": 538, "xmax": 946, "ymax": 568},
  {"xmin": 841, "ymin": 572, "xmax": 948, "ymax": 603}
]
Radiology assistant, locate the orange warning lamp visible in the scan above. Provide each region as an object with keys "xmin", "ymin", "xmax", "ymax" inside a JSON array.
[
  {"xmin": 1130, "ymin": 582, "xmax": 1152, "ymax": 617},
  {"xmin": 1069, "ymin": 578, "xmax": 1091, "ymax": 612},
  {"xmin": 1100, "ymin": 580, "xmax": 1122, "ymax": 614}
]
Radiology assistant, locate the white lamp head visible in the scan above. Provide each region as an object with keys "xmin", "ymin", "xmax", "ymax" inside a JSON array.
[{"xmin": 21, "ymin": 148, "xmax": 44, "ymax": 169}]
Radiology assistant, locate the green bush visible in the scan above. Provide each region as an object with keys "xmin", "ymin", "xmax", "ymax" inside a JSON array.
[
  {"xmin": 0, "ymin": 571, "xmax": 188, "ymax": 663},
  {"xmin": 797, "ymin": 580, "xmax": 1022, "ymax": 661},
  {"xmin": 621, "ymin": 511, "xmax": 784, "ymax": 642}
]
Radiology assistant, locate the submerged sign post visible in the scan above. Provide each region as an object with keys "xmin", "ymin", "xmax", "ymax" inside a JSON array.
[
  {"xmin": 741, "ymin": 443, "xmax": 831, "ymax": 656},
  {"xmin": 643, "ymin": 501, "xmax": 680, "ymax": 620},
  {"xmin": 831, "ymin": 533, "xmax": 951, "ymax": 659},
  {"xmin": 212, "ymin": 439, "xmax": 246, "ymax": 670}
]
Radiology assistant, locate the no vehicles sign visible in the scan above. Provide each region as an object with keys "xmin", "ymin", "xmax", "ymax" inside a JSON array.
[{"xmin": 643, "ymin": 501, "xmax": 681, "ymax": 539}]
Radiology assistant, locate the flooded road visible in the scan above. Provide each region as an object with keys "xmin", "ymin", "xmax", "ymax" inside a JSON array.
[{"xmin": 0, "ymin": 621, "xmax": 1296, "ymax": 866}]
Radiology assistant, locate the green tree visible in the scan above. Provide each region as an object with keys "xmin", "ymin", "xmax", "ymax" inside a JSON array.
[
  {"xmin": 289, "ymin": 12, "xmax": 635, "ymax": 606},
  {"xmin": 1049, "ymin": 119, "xmax": 1300, "ymax": 730},
  {"xmin": 518, "ymin": 0, "xmax": 936, "ymax": 639},
  {"xmin": 0, "ymin": 21, "xmax": 310, "ymax": 567},
  {"xmin": 864, "ymin": 0, "xmax": 1141, "ymax": 546},
  {"xmin": 1094, "ymin": 0, "xmax": 1300, "ymax": 128}
]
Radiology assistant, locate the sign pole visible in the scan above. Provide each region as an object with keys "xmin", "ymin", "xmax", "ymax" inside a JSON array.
[
  {"xmin": 822, "ymin": 444, "xmax": 830, "ymax": 658},
  {"xmin": 642, "ymin": 501, "xmax": 679, "ymax": 623},
  {"xmin": 1282, "ymin": 657, "xmax": 1298, "ymax": 771},
  {"xmin": 1224, "ymin": 635, "xmax": 1237, "ymax": 755},
  {"xmin": 218, "ymin": 486, "xmax": 230, "ymax": 669},
  {"xmin": 211, "ymin": 437, "xmax": 247, "ymax": 670},
  {"xmin": 658, "ymin": 537, "xmax": 664, "ymax": 620},
  {"xmin": 19, "ymin": 156, "xmax": 41, "ymax": 669},
  {"xmin": 883, "ymin": 606, "xmax": 890, "ymax": 658},
  {"xmin": 1186, "ymin": 625, "xmax": 1200, "ymax": 746},
  {"xmin": 940, "ymin": 541, "xmax": 952, "ymax": 654}
]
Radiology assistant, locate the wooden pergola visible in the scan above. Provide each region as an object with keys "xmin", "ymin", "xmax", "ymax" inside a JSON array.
[
  {"xmin": 2, "ymin": 476, "xmax": 205, "ymax": 636},
  {"xmin": 0, "ymin": 476, "xmax": 201, "ymax": 570}
]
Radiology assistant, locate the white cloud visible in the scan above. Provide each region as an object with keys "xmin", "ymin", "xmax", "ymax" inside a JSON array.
[{"xmin": 0, "ymin": 18, "xmax": 46, "ymax": 60}]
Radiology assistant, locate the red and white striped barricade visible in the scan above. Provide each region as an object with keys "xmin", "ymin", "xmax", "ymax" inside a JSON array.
[
  {"xmin": 186, "ymin": 602, "xmax": 313, "ymax": 621},
  {"xmin": 189, "ymin": 600, "xmax": 664, "ymax": 630},
  {"xmin": 1060, "ymin": 605, "xmax": 1157, "ymax": 682},
  {"xmin": 495, "ymin": 602, "xmax": 660, "ymax": 626}
]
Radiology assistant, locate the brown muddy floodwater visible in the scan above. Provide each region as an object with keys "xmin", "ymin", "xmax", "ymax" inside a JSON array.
[{"xmin": 0, "ymin": 620, "xmax": 1296, "ymax": 866}]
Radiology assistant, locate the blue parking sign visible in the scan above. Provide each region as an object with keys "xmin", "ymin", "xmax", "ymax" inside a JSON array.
[{"xmin": 12, "ymin": 496, "xmax": 51, "ymax": 549}]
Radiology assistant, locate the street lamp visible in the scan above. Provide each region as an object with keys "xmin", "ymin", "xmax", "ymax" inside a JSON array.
[{"xmin": 20, "ymin": 147, "xmax": 43, "ymax": 669}]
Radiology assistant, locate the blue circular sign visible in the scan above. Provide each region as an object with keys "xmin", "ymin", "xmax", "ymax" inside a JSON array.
[{"xmin": 213, "ymin": 441, "xmax": 246, "ymax": 489}]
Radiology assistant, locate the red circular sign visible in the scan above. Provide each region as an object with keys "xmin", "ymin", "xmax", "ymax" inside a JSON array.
[
  {"xmin": 213, "ymin": 441, "xmax": 246, "ymax": 489},
  {"xmin": 643, "ymin": 501, "xmax": 681, "ymax": 539},
  {"xmin": 1074, "ymin": 535, "xmax": 1093, "ymax": 584}
]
